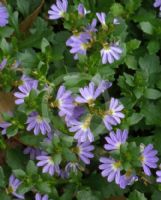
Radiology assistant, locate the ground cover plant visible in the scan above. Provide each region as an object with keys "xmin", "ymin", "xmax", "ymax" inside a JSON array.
[{"xmin": 0, "ymin": 0, "xmax": 161, "ymax": 199}]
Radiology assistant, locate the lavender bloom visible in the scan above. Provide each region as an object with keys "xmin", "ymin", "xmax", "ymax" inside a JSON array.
[
  {"xmin": 77, "ymin": 142, "xmax": 94, "ymax": 164},
  {"xmin": 65, "ymin": 162, "xmax": 79, "ymax": 175},
  {"xmin": 103, "ymin": 98, "xmax": 125, "ymax": 131},
  {"xmin": 101, "ymin": 43, "xmax": 123, "ymax": 64},
  {"xmin": 35, "ymin": 193, "xmax": 48, "ymax": 200},
  {"xmin": 104, "ymin": 129, "xmax": 128, "ymax": 151},
  {"xmin": 0, "ymin": 58, "xmax": 7, "ymax": 70},
  {"xmin": 140, "ymin": 144, "xmax": 159, "ymax": 176},
  {"xmin": 0, "ymin": 3, "xmax": 9, "ymax": 27},
  {"xmin": 153, "ymin": 0, "xmax": 161, "ymax": 11},
  {"xmin": 54, "ymin": 85, "xmax": 74, "ymax": 117},
  {"xmin": 0, "ymin": 122, "xmax": 11, "ymax": 135},
  {"xmin": 65, "ymin": 106, "xmax": 85, "ymax": 126},
  {"xmin": 156, "ymin": 165, "xmax": 161, "ymax": 182},
  {"xmin": 36, "ymin": 154, "xmax": 60, "ymax": 176},
  {"xmin": 26, "ymin": 112, "xmax": 51, "ymax": 135},
  {"xmin": 75, "ymin": 81, "xmax": 111, "ymax": 105},
  {"xmin": 85, "ymin": 18, "xmax": 97, "ymax": 33},
  {"xmin": 68, "ymin": 116, "xmax": 94, "ymax": 142},
  {"xmin": 23, "ymin": 147, "xmax": 42, "ymax": 160},
  {"xmin": 96, "ymin": 12, "xmax": 106, "ymax": 26},
  {"xmin": 8, "ymin": 175, "xmax": 24, "ymax": 199},
  {"xmin": 14, "ymin": 79, "xmax": 38, "ymax": 104},
  {"xmin": 99, "ymin": 157, "xmax": 121, "ymax": 184},
  {"xmin": 66, "ymin": 33, "xmax": 91, "ymax": 59},
  {"xmin": 119, "ymin": 173, "xmax": 138, "ymax": 189},
  {"xmin": 78, "ymin": 3, "xmax": 90, "ymax": 16},
  {"xmin": 48, "ymin": 0, "xmax": 68, "ymax": 20}
]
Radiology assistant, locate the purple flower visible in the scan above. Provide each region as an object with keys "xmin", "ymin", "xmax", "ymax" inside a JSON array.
[
  {"xmin": 77, "ymin": 142, "xmax": 94, "ymax": 164},
  {"xmin": 0, "ymin": 3, "xmax": 9, "ymax": 27},
  {"xmin": 65, "ymin": 162, "xmax": 79, "ymax": 175},
  {"xmin": 96, "ymin": 12, "xmax": 106, "ymax": 26},
  {"xmin": 75, "ymin": 81, "xmax": 111, "ymax": 105},
  {"xmin": 104, "ymin": 129, "xmax": 128, "ymax": 151},
  {"xmin": 14, "ymin": 79, "xmax": 38, "ymax": 104},
  {"xmin": 23, "ymin": 147, "xmax": 42, "ymax": 160},
  {"xmin": 66, "ymin": 32, "xmax": 91, "ymax": 59},
  {"xmin": 8, "ymin": 175, "xmax": 24, "ymax": 199},
  {"xmin": 85, "ymin": 18, "xmax": 97, "ymax": 33},
  {"xmin": 26, "ymin": 112, "xmax": 51, "ymax": 135},
  {"xmin": 35, "ymin": 193, "xmax": 48, "ymax": 200},
  {"xmin": 153, "ymin": 0, "xmax": 161, "ymax": 10},
  {"xmin": 156, "ymin": 165, "xmax": 161, "ymax": 182},
  {"xmin": 103, "ymin": 98, "xmax": 125, "ymax": 131},
  {"xmin": 54, "ymin": 85, "xmax": 74, "ymax": 117},
  {"xmin": 65, "ymin": 106, "xmax": 85, "ymax": 126},
  {"xmin": 48, "ymin": 0, "xmax": 68, "ymax": 20},
  {"xmin": 36, "ymin": 154, "xmax": 60, "ymax": 176},
  {"xmin": 99, "ymin": 157, "xmax": 121, "ymax": 184},
  {"xmin": 0, "ymin": 122, "xmax": 11, "ymax": 135},
  {"xmin": 101, "ymin": 43, "xmax": 123, "ymax": 64},
  {"xmin": 119, "ymin": 173, "xmax": 138, "ymax": 189},
  {"xmin": 140, "ymin": 144, "xmax": 158, "ymax": 176},
  {"xmin": 0, "ymin": 58, "xmax": 7, "ymax": 70},
  {"xmin": 78, "ymin": 3, "xmax": 90, "ymax": 16},
  {"xmin": 68, "ymin": 116, "xmax": 94, "ymax": 142}
]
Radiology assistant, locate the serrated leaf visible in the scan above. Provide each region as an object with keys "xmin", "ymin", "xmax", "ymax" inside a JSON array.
[{"xmin": 26, "ymin": 160, "xmax": 38, "ymax": 175}]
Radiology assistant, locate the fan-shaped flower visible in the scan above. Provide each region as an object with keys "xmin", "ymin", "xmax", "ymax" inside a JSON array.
[
  {"xmin": 26, "ymin": 112, "xmax": 51, "ymax": 135},
  {"xmin": 96, "ymin": 12, "xmax": 106, "ymax": 26},
  {"xmin": 36, "ymin": 154, "xmax": 60, "ymax": 176},
  {"xmin": 14, "ymin": 79, "xmax": 38, "ymax": 104},
  {"xmin": 48, "ymin": 0, "xmax": 68, "ymax": 20},
  {"xmin": 140, "ymin": 144, "xmax": 159, "ymax": 176},
  {"xmin": 0, "ymin": 3, "xmax": 9, "ymax": 27},
  {"xmin": 101, "ymin": 43, "xmax": 123, "ymax": 64},
  {"xmin": 35, "ymin": 193, "xmax": 48, "ymax": 200},
  {"xmin": 52, "ymin": 85, "xmax": 74, "ymax": 117},
  {"xmin": 104, "ymin": 129, "xmax": 128, "ymax": 151},
  {"xmin": 68, "ymin": 116, "xmax": 94, "ymax": 142},
  {"xmin": 77, "ymin": 142, "xmax": 94, "ymax": 164},
  {"xmin": 66, "ymin": 32, "xmax": 91, "ymax": 59},
  {"xmin": 7, "ymin": 175, "xmax": 24, "ymax": 199},
  {"xmin": 103, "ymin": 98, "xmax": 125, "ymax": 131},
  {"xmin": 99, "ymin": 157, "xmax": 121, "ymax": 184}
]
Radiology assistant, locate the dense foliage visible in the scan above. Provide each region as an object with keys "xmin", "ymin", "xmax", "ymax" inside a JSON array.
[{"xmin": 0, "ymin": 0, "xmax": 161, "ymax": 199}]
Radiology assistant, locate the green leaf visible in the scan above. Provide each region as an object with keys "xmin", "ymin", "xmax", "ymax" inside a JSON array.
[
  {"xmin": 144, "ymin": 88, "xmax": 161, "ymax": 100},
  {"xmin": 26, "ymin": 160, "xmax": 38, "ymax": 175},
  {"xmin": 13, "ymin": 169, "xmax": 26, "ymax": 178},
  {"xmin": 124, "ymin": 0, "xmax": 142, "ymax": 13},
  {"xmin": 110, "ymin": 3, "xmax": 125, "ymax": 16},
  {"xmin": 17, "ymin": 0, "xmax": 30, "ymax": 17},
  {"xmin": 41, "ymin": 38, "xmax": 50, "ymax": 53},
  {"xmin": 139, "ymin": 54, "xmax": 161, "ymax": 75},
  {"xmin": 127, "ymin": 190, "xmax": 147, "ymax": 200},
  {"xmin": 77, "ymin": 190, "xmax": 99, "ymax": 200},
  {"xmin": 6, "ymin": 149, "xmax": 26, "ymax": 170},
  {"xmin": 37, "ymin": 182, "xmax": 51, "ymax": 193},
  {"xmin": 126, "ymin": 39, "xmax": 141, "ymax": 52},
  {"xmin": 147, "ymin": 40, "xmax": 160, "ymax": 54},
  {"xmin": 127, "ymin": 113, "xmax": 144, "ymax": 125},
  {"xmin": 0, "ymin": 167, "xmax": 5, "ymax": 187},
  {"xmin": 140, "ymin": 22, "xmax": 153, "ymax": 35},
  {"xmin": 125, "ymin": 55, "xmax": 137, "ymax": 69}
]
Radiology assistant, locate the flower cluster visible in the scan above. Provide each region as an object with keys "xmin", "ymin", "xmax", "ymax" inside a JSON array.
[
  {"xmin": 48, "ymin": 1, "xmax": 123, "ymax": 64},
  {"xmin": 99, "ymin": 129, "xmax": 159, "ymax": 189}
]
